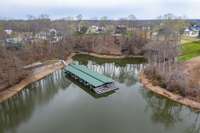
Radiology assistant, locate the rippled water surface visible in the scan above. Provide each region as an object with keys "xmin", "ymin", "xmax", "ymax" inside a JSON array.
[{"xmin": 0, "ymin": 55, "xmax": 200, "ymax": 133}]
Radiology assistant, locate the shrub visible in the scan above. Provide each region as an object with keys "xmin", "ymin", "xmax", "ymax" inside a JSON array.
[
  {"xmin": 144, "ymin": 65, "xmax": 189, "ymax": 97},
  {"xmin": 166, "ymin": 70, "xmax": 188, "ymax": 96}
]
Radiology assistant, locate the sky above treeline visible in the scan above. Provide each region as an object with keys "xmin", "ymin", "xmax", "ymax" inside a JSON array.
[{"xmin": 0, "ymin": 0, "xmax": 200, "ymax": 20}]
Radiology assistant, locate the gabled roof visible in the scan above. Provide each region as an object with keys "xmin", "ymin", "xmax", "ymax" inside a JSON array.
[{"xmin": 65, "ymin": 64, "xmax": 113, "ymax": 88}]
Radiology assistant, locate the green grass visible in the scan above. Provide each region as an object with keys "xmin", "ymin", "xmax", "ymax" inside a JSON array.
[{"xmin": 179, "ymin": 41, "xmax": 200, "ymax": 61}]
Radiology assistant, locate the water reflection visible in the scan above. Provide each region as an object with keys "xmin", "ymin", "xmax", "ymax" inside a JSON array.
[
  {"xmin": 1, "ymin": 55, "xmax": 200, "ymax": 133},
  {"xmin": 87, "ymin": 61, "xmax": 144, "ymax": 85},
  {"xmin": 185, "ymin": 114, "xmax": 200, "ymax": 133},
  {"xmin": 74, "ymin": 60, "xmax": 145, "ymax": 87},
  {"xmin": 0, "ymin": 70, "xmax": 71, "ymax": 133},
  {"xmin": 66, "ymin": 75, "xmax": 116, "ymax": 99},
  {"xmin": 67, "ymin": 56, "xmax": 145, "ymax": 98},
  {"xmin": 75, "ymin": 55, "xmax": 200, "ymax": 133},
  {"xmin": 141, "ymin": 88, "xmax": 200, "ymax": 132},
  {"xmin": 141, "ymin": 89, "xmax": 183, "ymax": 127},
  {"xmin": 72, "ymin": 54, "xmax": 146, "ymax": 67}
]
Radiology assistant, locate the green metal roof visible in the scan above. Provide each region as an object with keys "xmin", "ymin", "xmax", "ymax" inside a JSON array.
[
  {"xmin": 70, "ymin": 64, "xmax": 113, "ymax": 83},
  {"xmin": 65, "ymin": 65, "xmax": 104, "ymax": 87},
  {"xmin": 65, "ymin": 64, "xmax": 113, "ymax": 88}
]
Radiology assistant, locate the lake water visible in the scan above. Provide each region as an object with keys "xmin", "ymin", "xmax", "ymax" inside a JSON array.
[{"xmin": 0, "ymin": 54, "xmax": 200, "ymax": 133}]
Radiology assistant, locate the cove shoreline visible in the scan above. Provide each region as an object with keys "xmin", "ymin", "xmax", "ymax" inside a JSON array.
[
  {"xmin": 0, "ymin": 53, "xmax": 143, "ymax": 103},
  {"xmin": 74, "ymin": 52, "xmax": 144, "ymax": 59},
  {"xmin": 0, "ymin": 53, "xmax": 74, "ymax": 103},
  {"xmin": 139, "ymin": 72, "xmax": 200, "ymax": 111},
  {"xmin": 2, "ymin": 52, "xmax": 199, "ymax": 111}
]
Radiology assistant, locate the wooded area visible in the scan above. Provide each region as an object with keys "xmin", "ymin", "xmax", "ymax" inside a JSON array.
[
  {"xmin": 0, "ymin": 40, "xmax": 70, "ymax": 91},
  {"xmin": 144, "ymin": 14, "xmax": 200, "ymax": 100},
  {"xmin": 0, "ymin": 13, "xmax": 194, "ymax": 94}
]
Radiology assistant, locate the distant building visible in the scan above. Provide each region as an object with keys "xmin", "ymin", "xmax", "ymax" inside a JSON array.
[
  {"xmin": 49, "ymin": 29, "xmax": 57, "ymax": 37},
  {"xmin": 184, "ymin": 25, "xmax": 200, "ymax": 38},
  {"xmin": 48, "ymin": 29, "xmax": 63, "ymax": 43},
  {"xmin": 4, "ymin": 29, "xmax": 13, "ymax": 35},
  {"xmin": 35, "ymin": 31, "xmax": 48, "ymax": 40},
  {"xmin": 114, "ymin": 25, "xmax": 127, "ymax": 34},
  {"xmin": 86, "ymin": 25, "xmax": 105, "ymax": 34},
  {"xmin": 5, "ymin": 37, "xmax": 23, "ymax": 49},
  {"xmin": 6, "ymin": 37, "xmax": 23, "ymax": 43},
  {"xmin": 35, "ymin": 29, "xmax": 63, "ymax": 43},
  {"xmin": 184, "ymin": 28, "xmax": 199, "ymax": 37},
  {"xmin": 192, "ymin": 25, "xmax": 200, "ymax": 31}
]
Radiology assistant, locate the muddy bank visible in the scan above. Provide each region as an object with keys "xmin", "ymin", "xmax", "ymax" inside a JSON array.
[
  {"xmin": 75, "ymin": 52, "xmax": 144, "ymax": 59},
  {"xmin": 139, "ymin": 72, "xmax": 200, "ymax": 111},
  {"xmin": 0, "ymin": 54, "xmax": 74, "ymax": 103},
  {"xmin": 0, "ymin": 52, "xmax": 143, "ymax": 103}
]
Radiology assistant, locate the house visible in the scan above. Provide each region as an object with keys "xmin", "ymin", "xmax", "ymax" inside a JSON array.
[
  {"xmin": 35, "ymin": 29, "xmax": 63, "ymax": 43},
  {"xmin": 114, "ymin": 25, "xmax": 127, "ymax": 34},
  {"xmin": 184, "ymin": 28, "xmax": 199, "ymax": 37},
  {"xmin": 5, "ymin": 37, "xmax": 23, "ymax": 49},
  {"xmin": 192, "ymin": 25, "xmax": 200, "ymax": 31},
  {"xmin": 4, "ymin": 29, "xmax": 13, "ymax": 35},
  {"xmin": 86, "ymin": 25, "xmax": 105, "ymax": 34},
  {"xmin": 48, "ymin": 29, "xmax": 63, "ymax": 43},
  {"xmin": 35, "ymin": 31, "xmax": 48, "ymax": 40},
  {"xmin": 184, "ymin": 25, "xmax": 200, "ymax": 38},
  {"xmin": 49, "ymin": 29, "xmax": 57, "ymax": 37}
]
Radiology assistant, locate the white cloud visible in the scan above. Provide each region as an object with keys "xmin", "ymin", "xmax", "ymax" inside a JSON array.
[
  {"xmin": 3, "ymin": 0, "xmax": 160, "ymax": 8},
  {"xmin": 0, "ymin": 0, "xmax": 200, "ymax": 19}
]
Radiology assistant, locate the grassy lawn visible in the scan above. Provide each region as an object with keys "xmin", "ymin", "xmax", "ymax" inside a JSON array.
[{"xmin": 179, "ymin": 40, "xmax": 200, "ymax": 61}]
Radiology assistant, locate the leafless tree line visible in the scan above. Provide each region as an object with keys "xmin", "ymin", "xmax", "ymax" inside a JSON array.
[
  {"xmin": 0, "ymin": 40, "xmax": 70, "ymax": 91},
  {"xmin": 143, "ymin": 38, "xmax": 189, "ymax": 95},
  {"xmin": 143, "ymin": 36, "xmax": 200, "ymax": 97},
  {"xmin": 143, "ymin": 14, "xmax": 192, "ymax": 96}
]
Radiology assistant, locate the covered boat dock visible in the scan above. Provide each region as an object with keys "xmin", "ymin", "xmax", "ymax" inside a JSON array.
[{"xmin": 64, "ymin": 64, "xmax": 117, "ymax": 94}]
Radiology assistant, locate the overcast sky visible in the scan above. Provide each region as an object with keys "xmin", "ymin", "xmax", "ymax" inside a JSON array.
[{"xmin": 0, "ymin": 0, "xmax": 200, "ymax": 19}]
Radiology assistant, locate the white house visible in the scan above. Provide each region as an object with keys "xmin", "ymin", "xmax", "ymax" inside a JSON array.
[
  {"xmin": 6, "ymin": 37, "xmax": 23, "ymax": 44},
  {"xmin": 184, "ymin": 28, "xmax": 199, "ymax": 37},
  {"xmin": 86, "ymin": 25, "xmax": 105, "ymax": 34},
  {"xmin": 35, "ymin": 31, "xmax": 48, "ymax": 40},
  {"xmin": 4, "ymin": 29, "xmax": 13, "ymax": 35},
  {"xmin": 184, "ymin": 25, "xmax": 200, "ymax": 38},
  {"xmin": 35, "ymin": 29, "xmax": 63, "ymax": 43},
  {"xmin": 49, "ymin": 29, "xmax": 57, "ymax": 37},
  {"xmin": 48, "ymin": 29, "xmax": 63, "ymax": 43}
]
